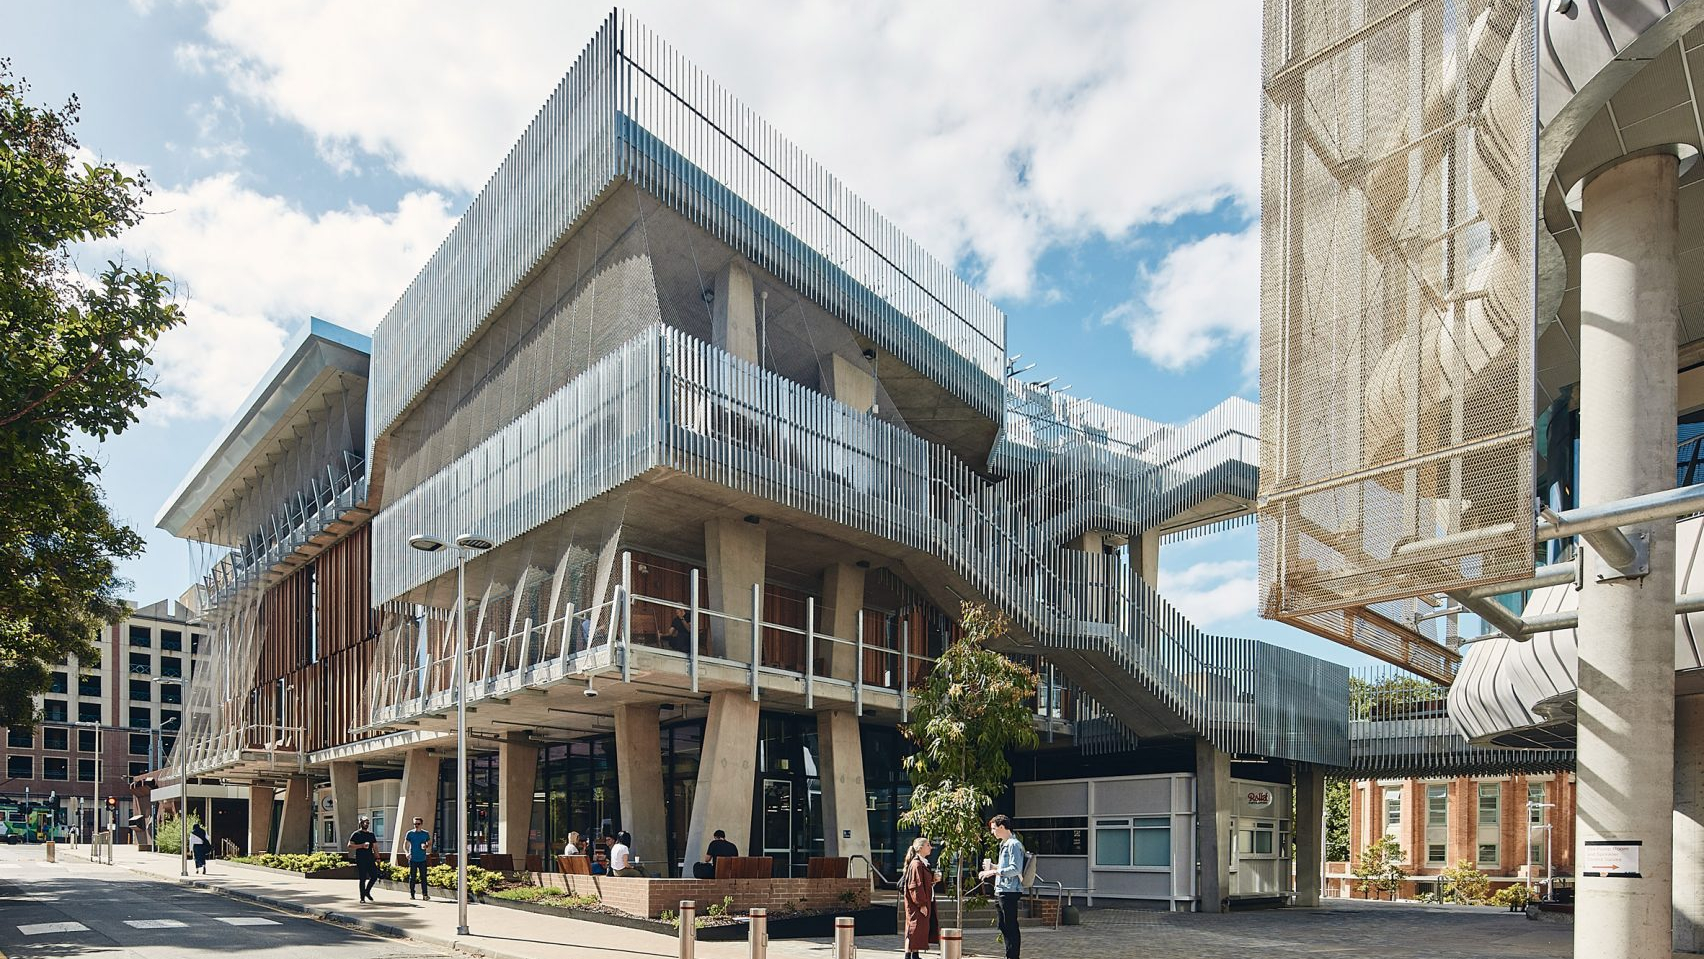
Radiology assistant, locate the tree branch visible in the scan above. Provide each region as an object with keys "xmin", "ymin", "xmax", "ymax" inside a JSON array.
[{"xmin": 0, "ymin": 342, "xmax": 110, "ymax": 430}]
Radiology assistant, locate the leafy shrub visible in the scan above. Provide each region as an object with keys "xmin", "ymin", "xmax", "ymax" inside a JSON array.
[
  {"xmin": 154, "ymin": 812, "xmax": 201, "ymax": 856},
  {"xmin": 229, "ymin": 852, "xmax": 351, "ymax": 874},
  {"xmin": 705, "ymin": 895, "xmax": 734, "ymax": 918},
  {"xmin": 1352, "ymin": 835, "xmax": 1409, "ymax": 900},
  {"xmin": 1439, "ymin": 860, "xmax": 1491, "ymax": 904},
  {"xmin": 1492, "ymin": 884, "xmax": 1533, "ymax": 909}
]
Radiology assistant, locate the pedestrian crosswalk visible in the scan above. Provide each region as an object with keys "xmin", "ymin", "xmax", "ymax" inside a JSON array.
[
  {"xmin": 18, "ymin": 921, "xmax": 88, "ymax": 935},
  {"xmin": 14, "ymin": 916, "xmax": 278, "ymax": 937},
  {"xmin": 126, "ymin": 919, "xmax": 188, "ymax": 928},
  {"xmin": 213, "ymin": 916, "xmax": 281, "ymax": 926}
]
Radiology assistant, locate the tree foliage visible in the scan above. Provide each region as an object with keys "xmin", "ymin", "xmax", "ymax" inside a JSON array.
[
  {"xmin": 1349, "ymin": 673, "xmax": 1442, "ymax": 721},
  {"xmin": 153, "ymin": 810, "xmax": 200, "ymax": 855},
  {"xmin": 1352, "ymin": 834, "xmax": 1409, "ymax": 900},
  {"xmin": 1324, "ymin": 778, "xmax": 1352, "ymax": 862},
  {"xmin": 898, "ymin": 603, "xmax": 1038, "ymax": 928},
  {"xmin": 1439, "ymin": 859, "xmax": 1491, "ymax": 904},
  {"xmin": 0, "ymin": 62, "xmax": 183, "ymax": 729}
]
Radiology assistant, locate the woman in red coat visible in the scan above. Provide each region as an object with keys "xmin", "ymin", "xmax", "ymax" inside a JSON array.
[{"xmin": 902, "ymin": 836, "xmax": 939, "ymax": 959}]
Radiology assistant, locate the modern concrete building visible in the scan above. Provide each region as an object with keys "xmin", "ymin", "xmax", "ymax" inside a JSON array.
[
  {"xmin": 1261, "ymin": 2, "xmax": 1704, "ymax": 954},
  {"xmin": 156, "ymin": 9, "xmax": 1355, "ymax": 912},
  {"xmin": 0, "ymin": 598, "xmax": 214, "ymax": 842}
]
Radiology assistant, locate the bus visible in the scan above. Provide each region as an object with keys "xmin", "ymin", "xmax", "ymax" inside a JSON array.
[{"xmin": 0, "ymin": 799, "xmax": 65, "ymax": 843}]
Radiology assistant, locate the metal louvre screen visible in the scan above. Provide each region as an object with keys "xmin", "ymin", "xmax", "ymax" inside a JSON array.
[{"xmin": 1259, "ymin": 0, "xmax": 1536, "ymax": 617}]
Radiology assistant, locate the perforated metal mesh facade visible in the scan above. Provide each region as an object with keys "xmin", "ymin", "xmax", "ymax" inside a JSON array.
[{"xmin": 1259, "ymin": 0, "xmax": 1537, "ymax": 618}]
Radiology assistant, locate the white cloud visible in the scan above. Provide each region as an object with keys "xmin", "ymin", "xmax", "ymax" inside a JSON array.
[
  {"xmin": 1161, "ymin": 558, "xmax": 1257, "ymax": 627},
  {"xmin": 1108, "ymin": 227, "xmax": 1259, "ymax": 372},
  {"xmin": 180, "ymin": 0, "xmax": 1261, "ymax": 300},
  {"xmin": 82, "ymin": 174, "xmax": 459, "ymax": 422}
]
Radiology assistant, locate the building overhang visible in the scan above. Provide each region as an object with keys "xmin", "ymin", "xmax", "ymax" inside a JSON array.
[{"xmin": 156, "ymin": 317, "xmax": 371, "ymax": 542}]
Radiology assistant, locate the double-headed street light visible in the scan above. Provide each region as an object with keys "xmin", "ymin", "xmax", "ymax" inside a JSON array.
[
  {"xmin": 153, "ymin": 675, "xmax": 190, "ymax": 878},
  {"xmin": 408, "ymin": 532, "xmax": 492, "ymax": 937}
]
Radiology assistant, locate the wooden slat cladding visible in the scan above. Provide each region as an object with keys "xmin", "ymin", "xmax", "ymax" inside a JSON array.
[
  {"xmin": 258, "ymin": 566, "xmax": 312, "ymax": 683},
  {"xmin": 318, "ymin": 525, "xmax": 375, "ymax": 656}
]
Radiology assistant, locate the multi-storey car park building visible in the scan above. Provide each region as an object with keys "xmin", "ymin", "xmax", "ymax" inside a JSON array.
[
  {"xmin": 1261, "ymin": 1, "xmax": 1704, "ymax": 954},
  {"xmin": 0, "ymin": 599, "xmax": 213, "ymax": 843},
  {"xmin": 156, "ymin": 10, "xmax": 1363, "ymax": 911}
]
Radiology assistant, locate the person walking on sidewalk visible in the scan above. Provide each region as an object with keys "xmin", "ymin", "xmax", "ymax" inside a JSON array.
[
  {"xmin": 348, "ymin": 816, "xmax": 381, "ymax": 903},
  {"xmin": 403, "ymin": 817, "xmax": 432, "ymax": 900},
  {"xmin": 978, "ymin": 814, "xmax": 1025, "ymax": 959},
  {"xmin": 189, "ymin": 822, "xmax": 210, "ymax": 874},
  {"xmin": 900, "ymin": 836, "xmax": 940, "ymax": 959}
]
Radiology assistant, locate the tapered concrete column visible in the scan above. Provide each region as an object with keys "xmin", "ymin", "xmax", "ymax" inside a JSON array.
[
  {"xmin": 278, "ymin": 775, "xmax": 313, "ymax": 854},
  {"xmin": 247, "ymin": 784, "xmax": 276, "ymax": 856},
  {"xmin": 705, "ymin": 517, "xmax": 766, "ymax": 660},
  {"xmin": 1293, "ymin": 763, "xmax": 1325, "ymax": 906},
  {"xmin": 684, "ymin": 691, "xmax": 760, "ymax": 867},
  {"xmin": 497, "ymin": 734, "xmax": 538, "ymax": 859},
  {"xmin": 1195, "ymin": 738, "xmax": 1232, "ymax": 912},
  {"xmin": 330, "ymin": 761, "xmax": 359, "ymax": 850},
  {"xmin": 391, "ymin": 747, "xmax": 441, "ymax": 864},
  {"xmin": 817, "ymin": 710, "xmax": 871, "ymax": 863},
  {"xmin": 1575, "ymin": 151, "xmax": 1679, "ymax": 959},
  {"xmin": 712, "ymin": 260, "xmax": 758, "ymax": 363},
  {"xmin": 819, "ymin": 563, "xmax": 865, "ymax": 681},
  {"xmin": 614, "ymin": 704, "xmax": 668, "ymax": 869},
  {"xmin": 1676, "ymin": 694, "xmax": 1703, "ymax": 954},
  {"xmin": 1134, "ymin": 532, "xmax": 1160, "ymax": 586},
  {"xmin": 822, "ymin": 353, "xmax": 876, "ymax": 412}
]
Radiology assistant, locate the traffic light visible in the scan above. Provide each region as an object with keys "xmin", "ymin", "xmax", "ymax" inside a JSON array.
[{"xmin": 106, "ymin": 797, "xmax": 116, "ymax": 810}]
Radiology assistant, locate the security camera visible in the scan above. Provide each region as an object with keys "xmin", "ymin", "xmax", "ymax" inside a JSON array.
[{"xmin": 583, "ymin": 686, "xmax": 599, "ymax": 698}]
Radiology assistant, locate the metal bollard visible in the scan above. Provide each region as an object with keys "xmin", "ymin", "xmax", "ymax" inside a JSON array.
[
  {"xmin": 678, "ymin": 900, "xmax": 695, "ymax": 959},
  {"xmin": 833, "ymin": 915, "xmax": 855, "ymax": 959},
  {"xmin": 747, "ymin": 907, "xmax": 767, "ymax": 959},
  {"xmin": 941, "ymin": 927, "xmax": 963, "ymax": 959}
]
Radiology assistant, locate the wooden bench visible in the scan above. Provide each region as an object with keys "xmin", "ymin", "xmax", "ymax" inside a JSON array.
[
  {"xmin": 806, "ymin": 857, "xmax": 849, "ymax": 879},
  {"xmin": 557, "ymin": 854, "xmax": 592, "ymax": 875},
  {"xmin": 714, "ymin": 855, "xmax": 774, "ymax": 879},
  {"xmin": 479, "ymin": 853, "xmax": 515, "ymax": 872}
]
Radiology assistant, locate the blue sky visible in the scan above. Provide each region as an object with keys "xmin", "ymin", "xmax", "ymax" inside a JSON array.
[{"xmin": 12, "ymin": 1, "xmax": 1373, "ymax": 667}]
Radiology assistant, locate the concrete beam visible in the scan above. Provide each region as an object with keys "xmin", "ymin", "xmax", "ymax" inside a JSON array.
[
  {"xmin": 329, "ymin": 761, "xmax": 359, "ymax": 851},
  {"xmin": 705, "ymin": 516, "xmax": 765, "ymax": 660},
  {"xmin": 822, "ymin": 353, "xmax": 876, "ymax": 413},
  {"xmin": 712, "ymin": 260, "xmax": 757, "ymax": 363},
  {"xmin": 819, "ymin": 563, "xmax": 865, "ymax": 681},
  {"xmin": 498, "ymin": 735, "xmax": 538, "ymax": 860},
  {"xmin": 391, "ymin": 747, "xmax": 441, "ymax": 865},
  {"xmin": 1195, "ymin": 738, "xmax": 1231, "ymax": 913},
  {"xmin": 247, "ymin": 784, "xmax": 275, "ymax": 856},
  {"xmin": 817, "ymin": 710, "xmax": 871, "ymax": 864},
  {"xmin": 277, "ymin": 776, "xmax": 313, "ymax": 854},
  {"xmin": 614, "ymin": 704, "xmax": 668, "ymax": 871},
  {"xmin": 1294, "ymin": 763, "xmax": 1326, "ymax": 907},
  {"xmin": 684, "ymin": 690, "xmax": 760, "ymax": 866}
]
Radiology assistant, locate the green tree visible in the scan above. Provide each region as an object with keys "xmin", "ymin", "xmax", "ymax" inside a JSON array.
[
  {"xmin": 154, "ymin": 810, "xmax": 201, "ymax": 856},
  {"xmin": 898, "ymin": 603, "xmax": 1039, "ymax": 931},
  {"xmin": 1349, "ymin": 674, "xmax": 1441, "ymax": 720},
  {"xmin": 0, "ymin": 62, "xmax": 183, "ymax": 729},
  {"xmin": 1324, "ymin": 778, "xmax": 1352, "ymax": 861},
  {"xmin": 1439, "ymin": 859, "xmax": 1491, "ymax": 904},
  {"xmin": 1352, "ymin": 834, "xmax": 1409, "ymax": 900}
]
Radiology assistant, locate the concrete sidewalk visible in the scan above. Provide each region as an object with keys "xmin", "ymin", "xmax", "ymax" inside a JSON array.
[{"xmin": 106, "ymin": 847, "xmax": 857, "ymax": 959}]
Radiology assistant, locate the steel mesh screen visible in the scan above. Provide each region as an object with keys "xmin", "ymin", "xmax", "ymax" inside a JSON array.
[{"xmin": 1259, "ymin": 0, "xmax": 1536, "ymax": 617}]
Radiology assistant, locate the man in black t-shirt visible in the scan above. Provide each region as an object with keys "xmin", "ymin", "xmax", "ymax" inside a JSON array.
[
  {"xmin": 347, "ymin": 816, "xmax": 380, "ymax": 902},
  {"xmin": 692, "ymin": 828, "xmax": 741, "ymax": 878}
]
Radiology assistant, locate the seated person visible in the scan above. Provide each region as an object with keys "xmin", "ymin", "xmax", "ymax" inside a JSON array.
[
  {"xmin": 590, "ymin": 850, "xmax": 610, "ymax": 875},
  {"xmin": 610, "ymin": 830, "xmax": 644, "ymax": 877},
  {"xmin": 562, "ymin": 830, "xmax": 583, "ymax": 857},
  {"xmin": 692, "ymin": 828, "xmax": 740, "ymax": 879}
]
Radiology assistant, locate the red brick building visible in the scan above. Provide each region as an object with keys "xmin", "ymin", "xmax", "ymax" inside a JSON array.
[{"xmin": 1326, "ymin": 772, "xmax": 1576, "ymax": 899}]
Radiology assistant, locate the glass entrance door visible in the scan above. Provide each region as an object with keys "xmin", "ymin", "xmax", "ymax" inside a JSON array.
[{"xmin": 762, "ymin": 779, "xmax": 792, "ymax": 877}]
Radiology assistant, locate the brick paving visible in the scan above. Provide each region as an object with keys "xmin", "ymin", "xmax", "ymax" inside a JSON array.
[{"xmin": 848, "ymin": 899, "xmax": 1570, "ymax": 958}]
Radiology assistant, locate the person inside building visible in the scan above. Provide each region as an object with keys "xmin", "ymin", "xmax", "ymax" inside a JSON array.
[
  {"xmin": 348, "ymin": 816, "xmax": 381, "ymax": 903},
  {"xmin": 978, "ymin": 814, "xmax": 1025, "ymax": 959},
  {"xmin": 692, "ymin": 828, "xmax": 739, "ymax": 878},
  {"xmin": 403, "ymin": 816, "xmax": 432, "ymax": 900},
  {"xmin": 610, "ymin": 830, "xmax": 643, "ymax": 877},
  {"xmin": 901, "ymin": 836, "xmax": 940, "ymax": 959}
]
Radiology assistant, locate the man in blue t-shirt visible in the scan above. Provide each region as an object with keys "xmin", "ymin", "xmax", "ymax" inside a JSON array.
[{"xmin": 403, "ymin": 817, "xmax": 433, "ymax": 900}]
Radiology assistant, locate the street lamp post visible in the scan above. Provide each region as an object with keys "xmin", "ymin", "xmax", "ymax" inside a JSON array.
[
  {"xmin": 71, "ymin": 722, "xmax": 103, "ymax": 863},
  {"xmin": 154, "ymin": 675, "xmax": 190, "ymax": 878},
  {"xmin": 409, "ymin": 532, "xmax": 492, "ymax": 937}
]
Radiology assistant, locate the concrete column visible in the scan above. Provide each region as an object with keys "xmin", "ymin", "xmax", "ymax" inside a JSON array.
[
  {"xmin": 247, "ymin": 784, "xmax": 276, "ymax": 856},
  {"xmin": 1195, "ymin": 738, "xmax": 1231, "ymax": 912},
  {"xmin": 497, "ymin": 735, "xmax": 538, "ymax": 860},
  {"xmin": 822, "ymin": 353, "xmax": 876, "ymax": 413},
  {"xmin": 277, "ymin": 775, "xmax": 313, "ymax": 854},
  {"xmin": 391, "ymin": 747, "xmax": 441, "ymax": 865},
  {"xmin": 1134, "ymin": 532, "xmax": 1160, "ymax": 586},
  {"xmin": 1576, "ymin": 151, "xmax": 1680, "ymax": 959},
  {"xmin": 1294, "ymin": 763, "xmax": 1325, "ymax": 907},
  {"xmin": 705, "ymin": 517, "xmax": 766, "ymax": 660},
  {"xmin": 614, "ymin": 704, "xmax": 668, "ymax": 870},
  {"xmin": 684, "ymin": 691, "xmax": 760, "ymax": 867},
  {"xmin": 819, "ymin": 563, "xmax": 865, "ymax": 681},
  {"xmin": 817, "ymin": 710, "xmax": 871, "ymax": 864},
  {"xmin": 712, "ymin": 260, "xmax": 757, "ymax": 363},
  {"xmin": 1676, "ymin": 693, "xmax": 1703, "ymax": 954},
  {"xmin": 330, "ymin": 761, "xmax": 359, "ymax": 851}
]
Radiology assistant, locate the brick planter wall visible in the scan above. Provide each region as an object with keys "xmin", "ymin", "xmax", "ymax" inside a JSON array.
[{"xmin": 520, "ymin": 873, "xmax": 868, "ymax": 919}]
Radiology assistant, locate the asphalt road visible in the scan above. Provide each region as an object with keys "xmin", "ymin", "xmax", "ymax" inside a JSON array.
[{"xmin": 0, "ymin": 844, "xmax": 452, "ymax": 959}]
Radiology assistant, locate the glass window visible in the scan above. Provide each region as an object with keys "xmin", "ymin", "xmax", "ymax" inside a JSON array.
[
  {"xmin": 130, "ymin": 679, "xmax": 151, "ymax": 702},
  {"xmin": 42, "ymin": 758, "xmax": 68, "ymax": 781},
  {"xmin": 49, "ymin": 672, "xmax": 68, "ymax": 694},
  {"xmin": 129, "ymin": 762, "xmax": 148, "ymax": 778},
  {"xmin": 78, "ymin": 674, "xmax": 101, "ymax": 697},
  {"xmin": 42, "ymin": 728, "xmax": 67, "ymax": 751},
  {"xmin": 160, "ymin": 683, "xmax": 182, "ymax": 705},
  {"xmin": 1478, "ymin": 782, "xmax": 1500, "ymax": 825},
  {"xmin": 128, "ymin": 733, "xmax": 150, "ymax": 756},
  {"xmin": 128, "ymin": 707, "xmax": 151, "ymax": 729},
  {"xmin": 1383, "ymin": 786, "xmax": 1402, "ymax": 832},
  {"xmin": 44, "ymin": 700, "xmax": 68, "ymax": 723},
  {"xmin": 7, "ymin": 756, "xmax": 29, "ymax": 779},
  {"xmin": 77, "ymin": 729, "xmax": 96, "ymax": 752},
  {"xmin": 1425, "ymin": 784, "xmax": 1448, "ymax": 865},
  {"xmin": 161, "ymin": 657, "xmax": 182, "ymax": 679},
  {"xmin": 1477, "ymin": 782, "xmax": 1500, "ymax": 865},
  {"xmin": 160, "ymin": 630, "xmax": 182, "ymax": 651},
  {"xmin": 77, "ymin": 759, "xmax": 95, "ymax": 782},
  {"xmin": 129, "ymin": 625, "xmax": 151, "ymax": 647},
  {"xmin": 191, "ymin": 634, "xmax": 203, "ymax": 654},
  {"xmin": 77, "ymin": 702, "xmax": 99, "ymax": 723},
  {"xmin": 1094, "ymin": 817, "xmax": 1170, "ymax": 867},
  {"xmin": 128, "ymin": 652, "xmax": 150, "ymax": 674},
  {"xmin": 161, "ymin": 710, "xmax": 181, "ymax": 731},
  {"xmin": 1527, "ymin": 782, "xmax": 1549, "ymax": 866},
  {"xmin": 7, "ymin": 728, "xmax": 32, "ymax": 748}
]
